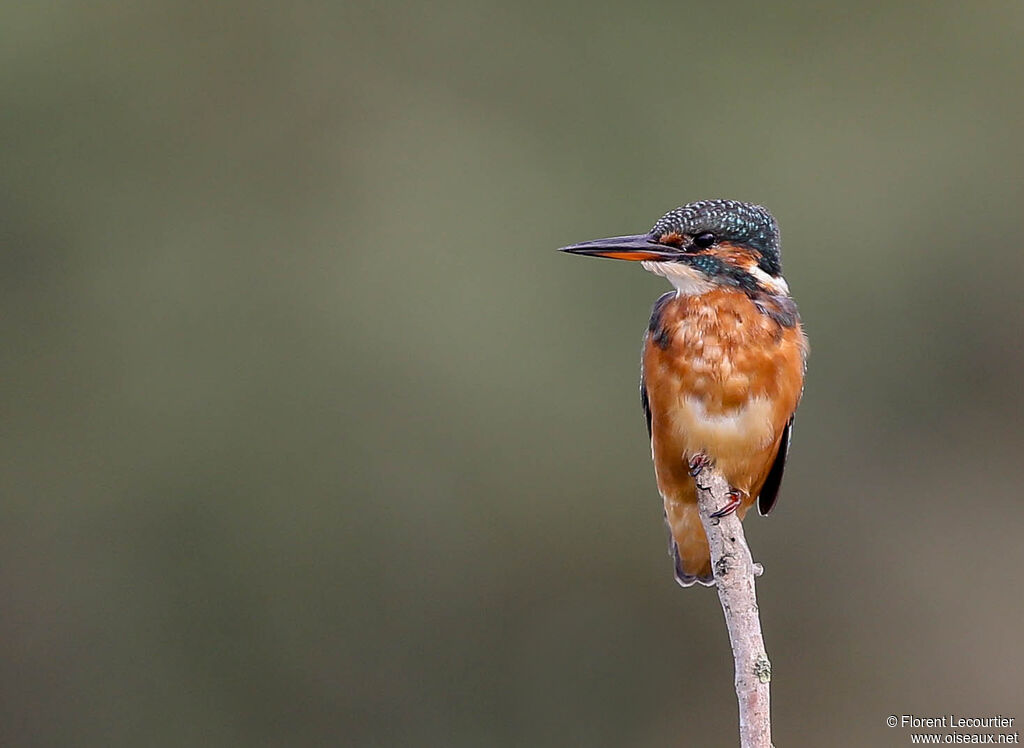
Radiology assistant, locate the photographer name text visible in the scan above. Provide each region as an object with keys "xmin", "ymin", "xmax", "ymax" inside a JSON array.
[{"xmin": 900, "ymin": 716, "xmax": 1016, "ymax": 729}]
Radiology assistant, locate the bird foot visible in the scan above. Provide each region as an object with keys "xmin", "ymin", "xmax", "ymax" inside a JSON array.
[
  {"xmin": 687, "ymin": 452, "xmax": 713, "ymax": 477},
  {"xmin": 709, "ymin": 489, "xmax": 747, "ymax": 519}
]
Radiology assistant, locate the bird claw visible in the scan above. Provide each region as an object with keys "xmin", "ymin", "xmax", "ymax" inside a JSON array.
[
  {"xmin": 688, "ymin": 455, "xmax": 747, "ymax": 519},
  {"xmin": 709, "ymin": 489, "xmax": 746, "ymax": 519},
  {"xmin": 687, "ymin": 452, "xmax": 712, "ymax": 477}
]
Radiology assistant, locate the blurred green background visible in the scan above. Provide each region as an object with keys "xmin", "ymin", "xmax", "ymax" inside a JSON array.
[{"xmin": 3, "ymin": 2, "xmax": 1023, "ymax": 746}]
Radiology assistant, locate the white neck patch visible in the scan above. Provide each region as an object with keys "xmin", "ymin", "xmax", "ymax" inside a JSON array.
[{"xmin": 747, "ymin": 265, "xmax": 789, "ymax": 295}]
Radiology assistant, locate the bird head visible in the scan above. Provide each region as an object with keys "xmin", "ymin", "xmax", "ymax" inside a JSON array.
[{"xmin": 560, "ymin": 199, "xmax": 787, "ymax": 296}]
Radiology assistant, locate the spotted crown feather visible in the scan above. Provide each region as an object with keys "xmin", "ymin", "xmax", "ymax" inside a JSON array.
[{"xmin": 651, "ymin": 199, "xmax": 781, "ymax": 275}]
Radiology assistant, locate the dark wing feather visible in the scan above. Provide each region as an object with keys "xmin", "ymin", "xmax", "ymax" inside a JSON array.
[
  {"xmin": 641, "ymin": 292, "xmax": 674, "ymax": 438},
  {"xmin": 640, "ymin": 371, "xmax": 652, "ymax": 438},
  {"xmin": 757, "ymin": 416, "xmax": 793, "ymax": 516}
]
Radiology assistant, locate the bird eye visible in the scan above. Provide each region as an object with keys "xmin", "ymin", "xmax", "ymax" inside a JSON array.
[{"xmin": 693, "ymin": 232, "xmax": 716, "ymax": 248}]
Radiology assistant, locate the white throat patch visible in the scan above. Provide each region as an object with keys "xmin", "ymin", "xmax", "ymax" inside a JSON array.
[{"xmin": 641, "ymin": 261, "xmax": 715, "ymax": 296}]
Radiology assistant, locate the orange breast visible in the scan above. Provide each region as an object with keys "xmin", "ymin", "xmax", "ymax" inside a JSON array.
[{"xmin": 643, "ymin": 288, "xmax": 807, "ymax": 581}]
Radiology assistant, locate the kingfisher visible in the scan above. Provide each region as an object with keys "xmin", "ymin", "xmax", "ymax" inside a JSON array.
[{"xmin": 560, "ymin": 200, "xmax": 807, "ymax": 586}]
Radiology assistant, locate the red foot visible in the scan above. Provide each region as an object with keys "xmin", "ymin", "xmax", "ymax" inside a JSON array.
[
  {"xmin": 688, "ymin": 452, "xmax": 712, "ymax": 477},
  {"xmin": 710, "ymin": 489, "xmax": 746, "ymax": 519}
]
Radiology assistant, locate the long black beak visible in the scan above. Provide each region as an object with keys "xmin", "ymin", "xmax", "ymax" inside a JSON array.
[{"xmin": 558, "ymin": 234, "xmax": 679, "ymax": 262}]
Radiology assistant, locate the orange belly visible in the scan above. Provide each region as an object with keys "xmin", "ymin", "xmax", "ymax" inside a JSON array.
[{"xmin": 642, "ymin": 288, "xmax": 806, "ymax": 583}]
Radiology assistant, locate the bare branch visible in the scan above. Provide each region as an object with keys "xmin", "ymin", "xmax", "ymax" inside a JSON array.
[{"xmin": 694, "ymin": 467, "xmax": 773, "ymax": 748}]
